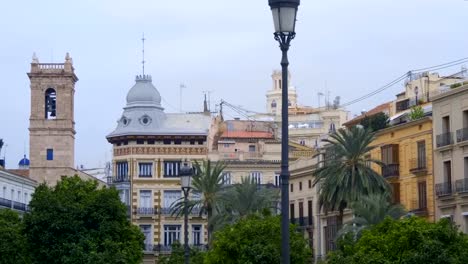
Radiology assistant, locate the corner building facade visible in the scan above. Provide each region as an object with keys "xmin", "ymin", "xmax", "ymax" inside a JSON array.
[{"xmin": 107, "ymin": 75, "xmax": 211, "ymax": 263}]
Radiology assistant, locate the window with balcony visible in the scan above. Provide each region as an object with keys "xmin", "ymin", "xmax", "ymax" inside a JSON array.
[
  {"xmin": 381, "ymin": 144, "xmax": 399, "ymax": 178},
  {"xmin": 249, "ymin": 171, "xmax": 262, "ymax": 185},
  {"xmin": 163, "ymin": 190, "xmax": 181, "ymax": 213},
  {"xmin": 437, "ymin": 161, "xmax": 453, "ymax": 196},
  {"xmin": 438, "ymin": 116, "xmax": 453, "ymax": 147},
  {"xmin": 164, "ymin": 225, "xmax": 181, "ymax": 246},
  {"xmin": 164, "ymin": 161, "xmax": 181, "ymax": 177},
  {"xmin": 222, "ymin": 172, "xmax": 232, "ymax": 185},
  {"xmin": 139, "ymin": 190, "xmax": 152, "ymax": 214},
  {"xmin": 458, "ymin": 111, "xmax": 468, "ymax": 142},
  {"xmin": 138, "ymin": 162, "xmax": 153, "ymax": 178},
  {"xmin": 140, "ymin": 225, "xmax": 152, "ymax": 251},
  {"xmin": 192, "ymin": 225, "xmax": 202, "ymax": 245},
  {"xmin": 418, "ymin": 181, "xmax": 427, "ymax": 210},
  {"xmin": 411, "ymin": 141, "xmax": 427, "ymax": 172},
  {"xmin": 116, "ymin": 161, "xmax": 129, "ymax": 179}
]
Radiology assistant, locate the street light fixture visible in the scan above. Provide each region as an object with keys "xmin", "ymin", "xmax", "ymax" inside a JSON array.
[
  {"xmin": 268, "ymin": 1, "xmax": 300, "ymax": 264},
  {"xmin": 180, "ymin": 162, "xmax": 193, "ymax": 264}
]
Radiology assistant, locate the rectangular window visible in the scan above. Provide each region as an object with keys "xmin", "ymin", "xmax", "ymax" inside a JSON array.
[
  {"xmin": 464, "ymin": 216, "xmax": 468, "ymax": 234},
  {"xmin": 164, "ymin": 161, "xmax": 181, "ymax": 177},
  {"xmin": 299, "ymin": 201, "xmax": 304, "ymax": 225},
  {"xmin": 224, "ymin": 143, "xmax": 230, "ymax": 148},
  {"xmin": 163, "ymin": 139, "xmax": 171, "ymax": 145},
  {"xmin": 463, "ymin": 110, "xmax": 468, "ymax": 129},
  {"xmin": 464, "ymin": 157, "xmax": 468, "ymax": 179},
  {"xmin": 174, "ymin": 139, "xmax": 182, "ymax": 145},
  {"xmin": 381, "ymin": 144, "xmax": 399, "ymax": 165},
  {"xmin": 140, "ymin": 225, "xmax": 152, "ymax": 251},
  {"xmin": 299, "ymin": 182, "xmax": 302, "ymax": 191},
  {"xmin": 417, "ymin": 141, "xmax": 426, "ymax": 169},
  {"xmin": 192, "ymin": 225, "xmax": 202, "ymax": 245},
  {"xmin": 163, "ymin": 190, "xmax": 181, "ymax": 211},
  {"xmin": 290, "ymin": 183, "xmax": 293, "ymax": 192},
  {"xmin": 418, "ymin": 181, "xmax": 427, "ymax": 209},
  {"xmin": 147, "ymin": 139, "xmax": 155, "ymax": 144},
  {"xmin": 116, "ymin": 161, "xmax": 129, "ymax": 179},
  {"xmin": 249, "ymin": 171, "xmax": 262, "ymax": 185},
  {"xmin": 275, "ymin": 174, "xmax": 281, "ymax": 187},
  {"xmin": 444, "ymin": 160, "xmax": 452, "ymax": 184},
  {"xmin": 139, "ymin": 190, "xmax": 152, "ymax": 210},
  {"xmin": 136, "ymin": 139, "xmax": 145, "ymax": 145},
  {"xmin": 164, "ymin": 225, "xmax": 181, "ymax": 246},
  {"xmin": 308, "ymin": 180, "xmax": 312, "ymax": 189},
  {"xmin": 138, "ymin": 162, "xmax": 153, "ymax": 178},
  {"xmin": 308, "ymin": 200, "xmax": 313, "ymax": 225},
  {"xmin": 290, "ymin": 203, "xmax": 295, "ymax": 222},
  {"xmin": 46, "ymin": 149, "xmax": 53, "ymax": 160},
  {"xmin": 442, "ymin": 116, "xmax": 451, "ymax": 133},
  {"xmin": 222, "ymin": 172, "xmax": 232, "ymax": 185},
  {"xmin": 249, "ymin": 145, "xmax": 256, "ymax": 152}
]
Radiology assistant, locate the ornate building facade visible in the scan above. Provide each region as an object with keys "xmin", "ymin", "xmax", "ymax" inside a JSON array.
[{"xmin": 107, "ymin": 75, "xmax": 211, "ymax": 263}]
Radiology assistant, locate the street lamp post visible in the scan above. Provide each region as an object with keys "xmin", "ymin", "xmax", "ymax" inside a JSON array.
[
  {"xmin": 268, "ymin": 1, "xmax": 300, "ymax": 264},
  {"xmin": 180, "ymin": 162, "xmax": 194, "ymax": 264}
]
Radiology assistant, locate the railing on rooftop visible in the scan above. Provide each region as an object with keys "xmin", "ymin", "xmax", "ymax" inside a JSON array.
[
  {"xmin": 37, "ymin": 63, "xmax": 65, "ymax": 70},
  {"xmin": 0, "ymin": 197, "xmax": 29, "ymax": 212}
]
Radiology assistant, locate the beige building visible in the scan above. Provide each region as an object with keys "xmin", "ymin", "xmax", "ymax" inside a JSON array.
[
  {"xmin": 432, "ymin": 84, "xmax": 468, "ymax": 234},
  {"xmin": 107, "ymin": 74, "xmax": 211, "ymax": 263},
  {"xmin": 27, "ymin": 53, "xmax": 102, "ymax": 185}
]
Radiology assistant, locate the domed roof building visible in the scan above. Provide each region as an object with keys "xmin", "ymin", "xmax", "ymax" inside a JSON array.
[
  {"xmin": 106, "ymin": 74, "xmax": 212, "ymax": 259},
  {"xmin": 18, "ymin": 155, "xmax": 30, "ymax": 169}
]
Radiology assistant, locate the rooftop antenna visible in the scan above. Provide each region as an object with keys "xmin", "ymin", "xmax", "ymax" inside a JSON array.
[{"xmin": 141, "ymin": 33, "xmax": 146, "ymax": 75}]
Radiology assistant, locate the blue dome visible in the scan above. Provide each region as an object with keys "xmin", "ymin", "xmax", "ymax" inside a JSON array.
[{"xmin": 18, "ymin": 155, "xmax": 30, "ymax": 166}]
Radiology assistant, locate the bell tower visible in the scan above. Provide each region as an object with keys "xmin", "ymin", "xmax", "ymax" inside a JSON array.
[{"xmin": 28, "ymin": 53, "xmax": 77, "ymax": 184}]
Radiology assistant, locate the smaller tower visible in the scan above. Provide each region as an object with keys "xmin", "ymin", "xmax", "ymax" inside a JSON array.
[
  {"xmin": 28, "ymin": 53, "xmax": 78, "ymax": 184},
  {"xmin": 266, "ymin": 70, "xmax": 297, "ymax": 115}
]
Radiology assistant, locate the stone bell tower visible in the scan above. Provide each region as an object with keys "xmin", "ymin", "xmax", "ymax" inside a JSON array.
[{"xmin": 28, "ymin": 53, "xmax": 77, "ymax": 185}]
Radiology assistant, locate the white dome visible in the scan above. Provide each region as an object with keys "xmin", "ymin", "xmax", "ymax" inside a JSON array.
[{"xmin": 126, "ymin": 75, "xmax": 162, "ymax": 107}]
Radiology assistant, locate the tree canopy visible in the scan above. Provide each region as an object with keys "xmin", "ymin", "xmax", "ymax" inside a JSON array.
[
  {"xmin": 0, "ymin": 210, "xmax": 29, "ymax": 264},
  {"xmin": 359, "ymin": 112, "xmax": 389, "ymax": 132},
  {"xmin": 327, "ymin": 217, "xmax": 468, "ymax": 264},
  {"xmin": 24, "ymin": 176, "xmax": 144, "ymax": 264},
  {"xmin": 204, "ymin": 214, "xmax": 312, "ymax": 264}
]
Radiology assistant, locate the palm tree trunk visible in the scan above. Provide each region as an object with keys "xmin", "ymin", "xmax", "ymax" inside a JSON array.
[{"xmin": 207, "ymin": 205, "xmax": 213, "ymax": 247}]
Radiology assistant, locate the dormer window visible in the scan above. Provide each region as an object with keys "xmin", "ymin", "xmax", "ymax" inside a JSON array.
[
  {"xmin": 45, "ymin": 88, "xmax": 57, "ymax": 119},
  {"xmin": 120, "ymin": 116, "xmax": 130, "ymax": 126},
  {"xmin": 139, "ymin": 115, "xmax": 152, "ymax": 126}
]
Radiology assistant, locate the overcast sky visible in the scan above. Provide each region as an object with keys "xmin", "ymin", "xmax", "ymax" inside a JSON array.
[{"xmin": 1, "ymin": 0, "xmax": 467, "ymax": 169}]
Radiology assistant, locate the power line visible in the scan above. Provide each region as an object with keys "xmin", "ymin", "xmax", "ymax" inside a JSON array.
[{"xmin": 341, "ymin": 57, "xmax": 468, "ymax": 107}]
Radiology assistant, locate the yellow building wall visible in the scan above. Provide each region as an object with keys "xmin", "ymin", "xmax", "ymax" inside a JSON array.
[{"xmin": 369, "ymin": 118, "xmax": 435, "ymax": 221}]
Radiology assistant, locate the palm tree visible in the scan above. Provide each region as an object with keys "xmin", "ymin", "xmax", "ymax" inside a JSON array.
[
  {"xmin": 170, "ymin": 159, "xmax": 226, "ymax": 245},
  {"xmin": 211, "ymin": 177, "xmax": 279, "ymax": 231},
  {"xmin": 313, "ymin": 126, "xmax": 390, "ymax": 225},
  {"xmin": 336, "ymin": 193, "xmax": 406, "ymax": 240}
]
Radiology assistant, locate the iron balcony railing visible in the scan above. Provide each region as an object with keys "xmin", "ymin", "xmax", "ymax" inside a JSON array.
[
  {"xmin": 144, "ymin": 244, "xmax": 155, "ymax": 252},
  {"xmin": 409, "ymin": 158, "xmax": 427, "ymax": 173},
  {"xmin": 436, "ymin": 132, "xmax": 453, "ymax": 148},
  {"xmin": 137, "ymin": 207, "xmax": 157, "ymax": 215},
  {"xmin": 456, "ymin": 178, "xmax": 468, "ymax": 193},
  {"xmin": 456, "ymin": 128, "xmax": 468, "ymax": 143},
  {"xmin": 291, "ymin": 217, "xmax": 312, "ymax": 227},
  {"xmin": 382, "ymin": 164, "xmax": 400, "ymax": 178},
  {"xmin": 160, "ymin": 207, "xmax": 204, "ymax": 216},
  {"xmin": 107, "ymin": 175, "xmax": 130, "ymax": 184},
  {"xmin": 435, "ymin": 182, "xmax": 453, "ymax": 197},
  {"xmin": 155, "ymin": 244, "xmax": 208, "ymax": 253}
]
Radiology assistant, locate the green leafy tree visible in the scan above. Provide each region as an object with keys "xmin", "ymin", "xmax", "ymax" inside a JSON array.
[
  {"xmin": 170, "ymin": 160, "xmax": 226, "ymax": 244},
  {"xmin": 211, "ymin": 177, "xmax": 279, "ymax": 231},
  {"xmin": 328, "ymin": 217, "xmax": 468, "ymax": 264},
  {"xmin": 360, "ymin": 112, "xmax": 389, "ymax": 132},
  {"xmin": 24, "ymin": 176, "xmax": 144, "ymax": 264},
  {"xmin": 204, "ymin": 214, "xmax": 312, "ymax": 264},
  {"xmin": 0, "ymin": 210, "xmax": 30, "ymax": 264},
  {"xmin": 158, "ymin": 242, "xmax": 205, "ymax": 264},
  {"xmin": 313, "ymin": 127, "xmax": 389, "ymax": 225},
  {"xmin": 336, "ymin": 193, "xmax": 406, "ymax": 240},
  {"xmin": 408, "ymin": 105, "xmax": 425, "ymax": 121}
]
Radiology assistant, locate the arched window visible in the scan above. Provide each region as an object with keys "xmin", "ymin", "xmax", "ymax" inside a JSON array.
[
  {"xmin": 45, "ymin": 88, "xmax": 57, "ymax": 119},
  {"xmin": 271, "ymin": 100, "xmax": 277, "ymax": 108}
]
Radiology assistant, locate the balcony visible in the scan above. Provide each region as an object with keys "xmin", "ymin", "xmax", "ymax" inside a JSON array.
[
  {"xmin": 0, "ymin": 197, "xmax": 29, "ymax": 212},
  {"xmin": 137, "ymin": 207, "xmax": 157, "ymax": 215},
  {"xmin": 382, "ymin": 164, "xmax": 400, "ymax": 178},
  {"xmin": 160, "ymin": 207, "xmax": 205, "ymax": 216},
  {"xmin": 154, "ymin": 244, "xmax": 208, "ymax": 254},
  {"xmin": 107, "ymin": 175, "xmax": 130, "ymax": 184},
  {"xmin": 435, "ymin": 182, "xmax": 453, "ymax": 197},
  {"xmin": 436, "ymin": 132, "xmax": 453, "ymax": 148},
  {"xmin": 410, "ymin": 199, "xmax": 428, "ymax": 217},
  {"xmin": 291, "ymin": 217, "xmax": 312, "ymax": 228},
  {"xmin": 456, "ymin": 128, "xmax": 468, "ymax": 143},
  {"xmin": 409, "ymin": 158, "xmax": 427, "ymax": 174},
  {"xmin": 455, "ymin": 179, "xmax": 468, "ymax": 193}
]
